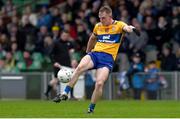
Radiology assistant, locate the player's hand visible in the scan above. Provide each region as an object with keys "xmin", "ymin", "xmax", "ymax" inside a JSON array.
[
  {"xmin": 132, "ymin": 28, "xmax": 140, "ymax": 36},
  {"xmin": 54, "ymin": 62, "xmax": 61, "ymax": 68}
]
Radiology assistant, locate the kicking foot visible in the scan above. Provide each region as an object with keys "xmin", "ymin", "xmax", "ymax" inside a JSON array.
[
  {"xmin": 87, "ymin": 108, "xmax": 94, "ymax": 114},
  {"xmin": 60, "ymin": 94, "xmax": 68, "ymax": 100},
  {"xmin": 53, "ymin": 95, "xmax": 61, "ymax": 103},
  {"xmin": 53, "ymin": 94, "xmax": 68, "ymax": 103}
]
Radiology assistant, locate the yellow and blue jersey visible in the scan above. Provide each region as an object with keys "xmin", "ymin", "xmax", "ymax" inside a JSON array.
[{"xmin": 92, "ymin": 20, "xmax": 127, "ymax": 60}]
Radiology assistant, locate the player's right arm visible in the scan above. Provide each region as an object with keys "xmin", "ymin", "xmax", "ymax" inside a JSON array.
[{"xmin": 86, "ymin": 33, "xmax": 97, "ymax": 53}]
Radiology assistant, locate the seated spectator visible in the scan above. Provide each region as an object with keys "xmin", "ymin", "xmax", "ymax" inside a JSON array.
[
  {"xmin": 3, "ymin": 51, "xmax": 15, "ymax": 72},
  {"xmin": 0, "ymin": 59, "xmax": 4, "ymax": 72},
  {"xmin": 10, "ymin": 42, "xmax": 18, "ymax": 54},
  {"xmin": 43, "ymin": 35, "xmax": 53, "ymax": 56},
  {"xmin": 0, "ymin": 33, "xmax": 10, "ymax": 51},
  {"xmin": 23, "ymin": 51, "xmax": 33, "ymax": 68}
]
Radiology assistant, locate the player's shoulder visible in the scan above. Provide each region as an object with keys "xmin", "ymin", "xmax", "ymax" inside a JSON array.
[
  {"xmin": 95, "ymin": 22, "xmax": 102, "ymax": 27},
  {"xmin": 115, "ymin": 20, "xmax": 127, "ymax": 25}
]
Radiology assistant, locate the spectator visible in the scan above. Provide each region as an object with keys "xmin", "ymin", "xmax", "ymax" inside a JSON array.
[
  {"xmin": 145, "ymin": 61, "xmax": 166, "ymax": 100},
  {"xmin": 35, "ymin": 25, "xmax": 49, "ymax": 53},
  {"xmin": 21, "ymin": 15, "xmax": 37, "ymax": 52},
  {"xmin": 154, "ymin": 16, "xmax": 171, "ymax": 51},
  {"xmin": 37, "ymin": 6, "xmax": 52, "ymax": 29},
  {"xmin": 21, "ymin": 6, "xmax": 38, "ymax": 26},
  {"xmin": 76, "ymin": 23, "xmax": 88, "ymax": 52},
  {"xmin": 7, "ymin": 16, "xmax": 19, "ymax": 29},
  {"xmin": 51, "ymin": 26, "xmax": 60, "ymax": 42},
  {"xmin": 126, "ymin": 18, "xmax": 149, "ymax": 52},
  {"xmin": 44, "ymin": 30, "xmax": 73, "ymax": 99},
  {"xmin": 3, "ymin": 51, "xmax": 15, "ymax": 72},
  {"xmin": 127, "ymin": 52, "xmax": 144, "ymax": 99},
  {"xmin": 120, "ymin": 9, "xmax": 130, "ymax": 23},
  {"xmin": 8, "ymin": 24, "xmax": 26, "ymax": 51},
  {"xmin": 63, "ymin": 22, "xmax": 77, "ymax": 40},
  {"xmin": 143, "ymin": 16, "xmax": 156, "ymax": 46},
  {"xmin": 171, "ymin": 7, "xmax": 180, "ymax": 45},
  {"xmin": 43, "ymin": 35, "xmax": 53, "ymax": 56},
  {"xmin": 0, "ymin": 59, "xmax": 4, "ymax": 72},
  {"xmin": 160, "ymin": 43, "xmax": 177, "ymax": 71},
  {"xmin": 10, "ymin": 42, "xmax": 18, "ymax": 54},
  {"xmin": 63, "ymin": 0, "xmax": 79, "ymax": 21},
  {"xmin": 0, "ymin": 33, "xmax": 10, "ymax": 51},
  {"xmin": 86, "ymin": 15, "xmax": 97, "ymax": 32},
  {"xmin": 50, "ymin": 7, "xmax": 63, "ymax": 27},
  {"xmin": 23, "ymin": 51, "xmax": 33, "ymax": 68},
  {"xmin": 128, "ymin": 0, "xmax": 141, "ymax": 18},
  {"xmin": 1, "ymin": 0, "xmax": 15, "ymax": 17}
]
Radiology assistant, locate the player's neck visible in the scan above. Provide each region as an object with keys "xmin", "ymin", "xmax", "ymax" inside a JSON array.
[{"xmin": 104, "ymin": 19, "xmax": 114, "ymax": 26}]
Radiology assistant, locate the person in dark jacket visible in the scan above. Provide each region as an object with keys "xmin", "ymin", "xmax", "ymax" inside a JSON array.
[
  {"xmin": 160, "ymin": 43, "xmax": 177, "ymax": 71},
  {"xmin": 44, "ymin": 30, "xmax": 73, "ymax": 99}
]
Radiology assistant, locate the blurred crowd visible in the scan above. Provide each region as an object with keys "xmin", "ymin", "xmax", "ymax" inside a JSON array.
[{"xmin": 0, "ymin": 0, "xmax": 179, "ymax": 73}]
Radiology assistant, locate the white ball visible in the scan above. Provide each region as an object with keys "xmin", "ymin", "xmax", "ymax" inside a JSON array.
[{"xmin": 57, "ymin": 68, "xmax": 73, "ymax": 83}]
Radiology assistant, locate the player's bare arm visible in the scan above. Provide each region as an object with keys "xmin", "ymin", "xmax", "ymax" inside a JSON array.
[{"xmin": 86, "ymin": 33, "xmax": 97, "ymax": 53}]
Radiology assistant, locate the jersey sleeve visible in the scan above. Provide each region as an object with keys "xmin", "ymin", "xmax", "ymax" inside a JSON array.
[{"xmin": 117, "ymin": 21, "xmax": 127, "ymax": 33}]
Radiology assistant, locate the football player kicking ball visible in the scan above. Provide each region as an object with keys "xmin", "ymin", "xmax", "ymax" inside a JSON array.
[{"xmin": 53, "ymin": 5, "xmax": 140, "ymax": 113}]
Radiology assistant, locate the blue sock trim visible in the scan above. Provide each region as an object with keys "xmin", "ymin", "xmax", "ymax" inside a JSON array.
[
  {"xmin": 89, "ymin": 103, "xmax": 96, "ymax": 110},
  {"xmin": 64, "ymin": 85, "xmax": 72, "ymax": 94}
]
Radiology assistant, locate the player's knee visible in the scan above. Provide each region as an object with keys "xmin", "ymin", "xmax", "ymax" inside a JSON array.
[
  {"xmin": 50, "ymin": 78, "xmax": 58, "ymax": 85},
  {"xmin": 76, "ymin": 65, "xmax": 85, "ymax": 73},
  {"xmin": 95, "ymin": 81, "xmax": 104, "ymax": 89}
]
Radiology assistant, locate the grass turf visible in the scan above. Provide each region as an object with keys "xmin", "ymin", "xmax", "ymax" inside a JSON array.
[{"xmin": 0, "ymin": 100, "xmax": 180, "ymax": 118}]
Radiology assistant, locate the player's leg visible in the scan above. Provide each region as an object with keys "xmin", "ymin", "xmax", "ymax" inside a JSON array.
[
  {"xmin": 55, "ymin": 55, "xmax": 94, "ymax": 102},
  {"xmin": 45, "ymin": 66, "xmax": 60, "ymax": 99},
  {"xmin": 70, "ymin": 55, "xmax": 94, "ymax": 86},
  {"xmin": 44, "ymin": 78, "xmax": 58, "ymax": 99},
  {"xmin": 54, "ymin": 65, "xmax": 62, "ymax": 97},
  {"xmin": 88, "ymin": 67, "xmax": 110, "ymax": 113}
]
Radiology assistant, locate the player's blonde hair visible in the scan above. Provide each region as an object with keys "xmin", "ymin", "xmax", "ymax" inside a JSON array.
[{"xmin": 99, "ymin": 5, "xmax": 112, "ymax": 16}]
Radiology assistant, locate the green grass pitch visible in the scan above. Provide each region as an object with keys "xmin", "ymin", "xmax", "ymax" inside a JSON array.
[{"xmin": 0, "ymin": 100, "xmax": 180, "ymax": 118}]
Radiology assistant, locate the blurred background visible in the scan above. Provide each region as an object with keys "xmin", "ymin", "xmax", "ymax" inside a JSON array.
[{"xmin": 0, "ymin": 0, "xmax": 179, "ymax": 100}]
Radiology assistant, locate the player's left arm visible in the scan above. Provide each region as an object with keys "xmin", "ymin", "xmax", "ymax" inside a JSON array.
[
  {"xmin": 86, "ymin": 33, "xmax": 97, "ymax": 53},
  {"xmin": 123, "ymin": 25, "xmax": 140, "ymax": 36},
  {"xmin": 54, "ymin": 62, "xmax": 62, "ymax": 69}
]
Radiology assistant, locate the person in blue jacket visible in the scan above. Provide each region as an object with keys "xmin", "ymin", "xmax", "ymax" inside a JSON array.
[
  {"xmin": 145, "ymin": 61, "xmax": 161, "ymax": 100},
  {"xmin": 127, "ymin": 52, "xmax": 144, "ymax": 99}
]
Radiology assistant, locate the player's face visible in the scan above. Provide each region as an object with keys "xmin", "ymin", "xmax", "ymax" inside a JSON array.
[{"xmin": 99, "ymin": 12, "xmax": 112, "ymax": 26}]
